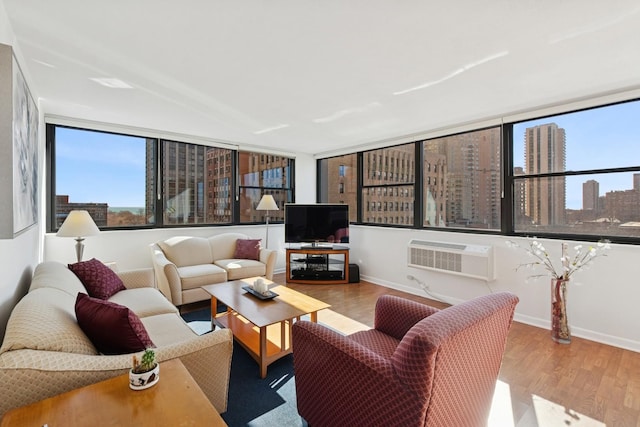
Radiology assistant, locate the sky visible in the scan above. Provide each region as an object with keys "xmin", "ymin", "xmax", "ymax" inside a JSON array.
[
  {"xmin": 56, "ymin": 101, "xmax": 639, "ymax": 210},
  {"xmin": 512, "ymin": 100, "xmax": 639, "ymax": 209},
  {"xmin": 56, "ymin": 127, "xmax": 147, "ymax": 207}
]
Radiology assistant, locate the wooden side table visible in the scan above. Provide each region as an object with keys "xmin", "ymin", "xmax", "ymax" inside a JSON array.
[{"xmin": 0, "ymin": 358, "xmax": 227, "ymax": 426}]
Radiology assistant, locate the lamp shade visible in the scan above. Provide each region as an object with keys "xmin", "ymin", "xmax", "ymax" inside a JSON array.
[
  {"xmin": 57, "ymin": 210, "xmax": 100, "ymax": 237},
  {"xmin": 256, "ymin": 195, "xmax": 279, "ymax": 211}
]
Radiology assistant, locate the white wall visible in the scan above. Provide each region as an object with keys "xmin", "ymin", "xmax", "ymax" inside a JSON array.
[
  {"xmin": 349, "ymin": 226, "xmax": 640, "ymax": 352},
  {"xmin": 0, "ymin": 4, "xmax": 43, "ymax": 342},
  {"xmin": 294, "ymin": 153, "xmax": 316, "ymax": 204},
  {"xmin": 44, "ymin": 224, "xmax": 287, "ymax": 272}
]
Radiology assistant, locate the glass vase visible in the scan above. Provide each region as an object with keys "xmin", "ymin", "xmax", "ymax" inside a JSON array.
[{"xmin": 551, "ymin": 277, "xmax": 571, "ymax": 344}]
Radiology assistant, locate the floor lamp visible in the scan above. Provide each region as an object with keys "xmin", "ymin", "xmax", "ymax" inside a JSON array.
[
  {"xmin": 256, "ymin": 195, "xmax": 278, "ymax": 248},
  {"xmin": 56, "ymin": 210, "xmax": 101, "ymax": 262}
]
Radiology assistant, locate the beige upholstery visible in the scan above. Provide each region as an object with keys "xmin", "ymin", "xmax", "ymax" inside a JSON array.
[
  {"xmin": 150, "ymin": 232, "xmax": 277, "ymax": 305},
  {"xmin": 0, "ymin": 261, "xmax": 233, "ymax": 419}
]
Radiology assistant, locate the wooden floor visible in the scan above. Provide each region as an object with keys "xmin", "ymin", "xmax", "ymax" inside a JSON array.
[{"xmin": 277, "ymin": 274, "xmax": 640, "ymax": 427}]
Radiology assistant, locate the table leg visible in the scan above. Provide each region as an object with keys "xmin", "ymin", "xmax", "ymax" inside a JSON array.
[
  {"xmin": 259, "ymin": 326, "xmax": 268, "ymax": 378},
  {"xmin": 281, "ymin": 321, "xmax": 287, "ymax": 350},
  {"xmin": 310, "ymin": 311, "xmax": 318, "ymax": 323},
  {"xmin": 210, "ymin": 296, "xmax": 218, "ymax": 330}
]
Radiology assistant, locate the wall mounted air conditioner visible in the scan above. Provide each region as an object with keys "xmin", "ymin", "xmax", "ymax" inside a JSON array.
[{"xmin": 407, "ymin": 239, "xmax": 495, "ymax": 281}]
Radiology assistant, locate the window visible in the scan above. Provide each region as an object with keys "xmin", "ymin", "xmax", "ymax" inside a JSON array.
[
  {"xmin": 51, "ymin": 126, "xmax": 155, "ymax": 229},
  {"xmin": 510, "ymin": 101, "xmax": 640, "ymax": 238},
  {"xmin": 48, "ymin": 124, "xmax": 294, "ymax": 230},
  {"xmin": 362, "ymin": 143, "xmax": 415, "ymax": 226},
  {"xmin": 318, "ymin": 154, "xmax": 358, "ymax": 222},
  {"xmin": 161, "ymin": 140, "xmax": 232, "ymax": 225},
  {"xmin": 237, "ymin": 151, "xmax": 293, "ymax": 223},
  {"xmin": 423, "ymin": 127, "xmax": 501, "ymax": 230},
  {"xmin": 317, "ymin": 98, "xmax": 640, "ymax": 243}
]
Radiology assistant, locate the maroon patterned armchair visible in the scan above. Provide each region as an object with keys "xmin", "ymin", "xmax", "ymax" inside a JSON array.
[{"xmin": 292, "ymin": 292, "xmax": 519, "ymax": 427}]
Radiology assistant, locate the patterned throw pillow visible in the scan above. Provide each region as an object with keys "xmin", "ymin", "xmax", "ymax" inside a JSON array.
[
  {"xmin": 68, "ymin": 258, "xmax": 125, "ymax": 299},
  {"xmin": 233, "ymin": 239, "xmax": 261, "ymax": 261},
  {"xmin": 75, "ymin": 293, "xmax": 154, "ymax": 355}
]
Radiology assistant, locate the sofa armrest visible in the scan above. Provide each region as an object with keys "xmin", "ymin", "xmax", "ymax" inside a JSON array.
[
  {"xmin": 0, "ymin": 328, "xmax": 233, "ymax": 417},
  {"xmin": 373, "ymin": 295, "xmax": 440, "ymax": 340},
  {"xmin": 292, "ymin": 321, "xmax": 425, "ymax": 426},
  {"xmin": 259, "ymin": 248, "xmax": 277, "ymax": 280},
  {"xmin": 118, "ymin": 268, "xmax": 155, "ymax": 289},
  {"xmin": 149, "ymin": 243, "xmax": 182, "ymax": 305}
]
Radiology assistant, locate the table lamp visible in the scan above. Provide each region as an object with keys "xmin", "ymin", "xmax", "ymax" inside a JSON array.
[
  {"xmin": 256, "ymin": 195, "xmax": 278, "ymax": 248},
  {"xmin": 56, "ymin": 210, "xmax": 101, "ymax": 262}
]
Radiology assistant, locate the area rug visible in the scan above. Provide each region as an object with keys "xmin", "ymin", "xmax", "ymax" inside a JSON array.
[{"xmin": 182, "ymin": 308, "xmax": 307, "ymax": 427}]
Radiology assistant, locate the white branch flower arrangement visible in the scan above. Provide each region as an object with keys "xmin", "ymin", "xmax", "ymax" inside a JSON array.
[{"xmin": 506, "ymin": 238, "xmax": 611, "ymax": 281}]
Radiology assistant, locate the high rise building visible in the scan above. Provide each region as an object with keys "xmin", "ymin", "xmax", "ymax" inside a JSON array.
[
  {"xmin": 362, "ymin": 144, "xmax": 415, "ymax": 225},
  {"xmin": 425, "ymin": 128, "xmax": 501, "ymax": 229},
  {"xmin": 161, "ymin": 141, "xmax": 207, "ymax": 224},
  {"xmin": 322, "ymin": 155, "xmax": 358, "ymax": 222},
  {"xmin": 523, "ymin": 123, "xmax": 566, "ymax": 226},
  {"xmin": 583, "ymin": 179, "xmax": 599, "ymax": 211}
]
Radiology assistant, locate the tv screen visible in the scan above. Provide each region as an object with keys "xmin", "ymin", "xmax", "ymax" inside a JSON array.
[{"xmin": 285, "ymin": 204, "xmax": 349, "ymax": 244}]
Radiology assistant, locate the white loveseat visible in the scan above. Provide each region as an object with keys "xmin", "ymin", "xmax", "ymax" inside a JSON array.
[
  {"xmin": 150, "ymin": 232, "xmax": 277, "ymax": 306},
  {"xmin": 0, "ymin": 261, "xmax": 233, "ymax": 420}
]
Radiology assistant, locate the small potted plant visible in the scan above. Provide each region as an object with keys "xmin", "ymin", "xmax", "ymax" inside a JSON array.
[{"xmin": 129, "ymin": 348, "xmax": 160, "ymax": 390}]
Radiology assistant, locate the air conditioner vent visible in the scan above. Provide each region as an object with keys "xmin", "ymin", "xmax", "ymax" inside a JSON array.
[{"xmin": 408, "ymin": 239, "xmax": 495, "ymax": 281}]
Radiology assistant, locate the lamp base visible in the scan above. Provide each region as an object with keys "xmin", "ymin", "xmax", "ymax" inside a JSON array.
[{"xmin": 74, "ymin": 238, "xmax": 85, "ymax": 263}]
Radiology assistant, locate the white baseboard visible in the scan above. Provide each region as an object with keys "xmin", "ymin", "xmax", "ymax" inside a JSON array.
[{"xmin": 362, "ymin": 275, "xmax": 640, "ymax": 354}]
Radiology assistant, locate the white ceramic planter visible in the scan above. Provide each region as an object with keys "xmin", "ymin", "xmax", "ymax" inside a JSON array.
[{"xmin": 129, "ymin": 364, "xmax": 160, "ymax": 390}]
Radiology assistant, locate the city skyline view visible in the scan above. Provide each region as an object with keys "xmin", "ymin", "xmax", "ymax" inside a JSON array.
[{"xmin": 513, "ymin": 100, "xmax": 639, "ymax": 209}]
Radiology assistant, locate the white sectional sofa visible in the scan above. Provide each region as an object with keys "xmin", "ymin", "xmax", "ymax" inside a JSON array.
[
  {"xmin": 150, "ymin": 232, "xmax": 277, "ymax": 306},
  {"xmin": 0, "ymin": 261, "xmax": 233, "ymax": 420}
]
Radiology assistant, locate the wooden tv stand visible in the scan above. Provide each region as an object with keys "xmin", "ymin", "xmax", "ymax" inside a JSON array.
[{"xmin": 286, "ymin": 246, "xmax": 349, "ymax": 284}]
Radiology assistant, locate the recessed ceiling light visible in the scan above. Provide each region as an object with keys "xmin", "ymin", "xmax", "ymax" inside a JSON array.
[{"xmin": 89, "ymin": 77, "xmax": 133, "ymax": 89}]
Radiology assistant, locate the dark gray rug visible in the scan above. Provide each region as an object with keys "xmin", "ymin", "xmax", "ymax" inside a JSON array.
[{"xmin": 182, "ymin": 308, "xmax": 307, "ymax": 427}]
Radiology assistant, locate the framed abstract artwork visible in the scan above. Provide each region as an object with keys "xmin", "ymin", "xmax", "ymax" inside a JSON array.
[{"xmin": 0, "ymin": 43, "xmax": 39, "ymax": 238}]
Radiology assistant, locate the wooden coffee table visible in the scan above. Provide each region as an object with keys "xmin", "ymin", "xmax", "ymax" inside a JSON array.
[
  {"xmin": 202, "ymin": 278, "xmax": 330, "ymax": 378},
  {"xmin": 0, "ymin": 358, "xmax": 226, "ymax": 426}
]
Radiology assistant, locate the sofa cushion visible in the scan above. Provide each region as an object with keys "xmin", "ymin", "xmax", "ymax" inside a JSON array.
[
  {"xmin": 233, "ymin": 238, "xmax": 261, "ymax": 260},
  {"xmin": 108, "ymin": 288, "xmax": 178, "ymax": 318},
  {"xmin": 215, "ymin": 259, "xmax": 266, "ymax": 280},
  {"xmin": 158, "ymin": 236, "xmax": 213, "ymax": 267},
  {"xmin": 68, "ymin": 258, "xmax": 125, "ymax": 300},
  {"xmin": 141, "ymin": 313, "xmax": 198, "ymax": 347},
  {"xmin": 28, "ymin": 261, "xmax": 87, "ymax": 296},
  {"xmin": 75, "ymin": 293, "xmax": 155, "ymax": 355},
  {"xmin": 177, "ymin": 264, "xmax": 228, "ymax": 291},
  {"xmin": 0, "ymin": 288, "xmax": 97, "ymax": 355}
]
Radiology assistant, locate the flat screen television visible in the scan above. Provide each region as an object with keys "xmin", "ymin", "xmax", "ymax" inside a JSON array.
[{"xmin": 285, "ymin": 204, "xmax": 349, "ymax": 245}]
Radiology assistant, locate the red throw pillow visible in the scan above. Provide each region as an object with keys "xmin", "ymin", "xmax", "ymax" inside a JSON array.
[
  {"xmin": 233, "ymin": 239, "xmax": 261, "ymax": 260},
  {"xmin": 68, "ymin": 258, "xmax": 125, "ymax": 299},
  {"xmin": 75, "ymin": 293, "xmax": 154, "ymax": 355}
]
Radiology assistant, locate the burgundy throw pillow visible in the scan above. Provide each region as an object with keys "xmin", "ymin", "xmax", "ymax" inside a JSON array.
[
  {"xmin": 68, "ymin": 258, "xmax": 125, "ymax": 299},
  {"xmin": 233, "ymin": 239, "xmax": 261, "ymax": 261},
  {"xmin": 75, "ymin": 293, "xmax": 154, "ymax": 355}
]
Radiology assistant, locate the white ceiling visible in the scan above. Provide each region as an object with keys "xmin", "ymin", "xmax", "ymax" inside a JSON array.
[{"xmin": 4, "ymin": 1, "xmax": 640, "ymax": 155}]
